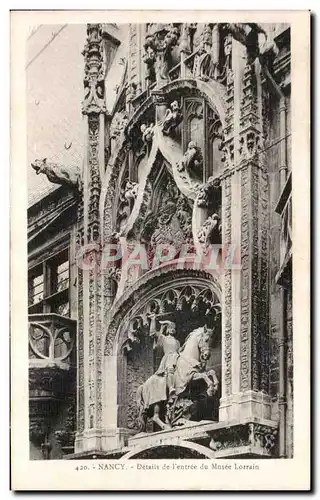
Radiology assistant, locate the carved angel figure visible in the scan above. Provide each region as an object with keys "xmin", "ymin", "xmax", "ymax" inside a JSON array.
[
  {"xmin": 177, "ymin": 141, "xmax": 203, "ymax": 179},
  {"xmin": 31, "ymin": 158, "xmax": 80, "ymax": 188},
  {"xmin": 160, "ymin": 101, "xmax": 183, "ymax": 136},
  {"xmin": 123, "ymin": 180, "xmax": 139, "ymax": 203}
]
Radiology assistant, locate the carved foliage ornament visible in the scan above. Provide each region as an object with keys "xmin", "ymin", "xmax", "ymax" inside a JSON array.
[{"xmin": 82, "ymin": 24, "xmax": 106, "ymax": 115}]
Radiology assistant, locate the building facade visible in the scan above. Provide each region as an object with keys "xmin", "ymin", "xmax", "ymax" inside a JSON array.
[{"xmin": 28, "ymin": 22, "xmax": 292, "ymax": 460}]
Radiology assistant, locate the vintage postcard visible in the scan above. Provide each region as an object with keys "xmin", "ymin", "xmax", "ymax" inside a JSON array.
[{"xmin": 10, "ymin": 10, "xmax": 310, "ymax": 490}]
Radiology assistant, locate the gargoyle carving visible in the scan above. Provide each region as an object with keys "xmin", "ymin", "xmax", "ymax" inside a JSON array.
[
  {"xmin": 31, "ymin": 158, "xmax": 81, "ymax": 188},
  {"xmin": 177, "ymin": 141, "xmax": 203, "ymax": 180},
  {"xmin": 160, "ymin": 101, "xmax": 183, "ymax": 136}
]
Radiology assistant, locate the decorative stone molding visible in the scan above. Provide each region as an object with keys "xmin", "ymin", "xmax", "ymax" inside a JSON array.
[
  {"xmin": 75, "ymin": 23, "xmax": 108, "ymax": 452},
  {"xmin": 82, "ymin": 24, "xmax": 106, "ymax": 115},
  {"xmin": 208, "ymin": 420, "xmax": 278, "ymax": 458},
  {"xmin": 55, "ymin": 402, "xmax": 76, "ymax": 454},
  {"xmin": 122, "ymin": 419, "xmax": 278, "ymax": 459}
]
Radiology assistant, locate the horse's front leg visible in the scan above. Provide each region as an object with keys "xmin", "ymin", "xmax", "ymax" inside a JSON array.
[
  {"xmin": 207, "ymin": 369, "xmax": 219, "ymax": 393},
  {"xmin": 152, "ymin": 404, "xmax": 171, "ymax": 431},
  {"xmin": 192, "ymin": 372, "xmax": 215, "ymax": 396}
]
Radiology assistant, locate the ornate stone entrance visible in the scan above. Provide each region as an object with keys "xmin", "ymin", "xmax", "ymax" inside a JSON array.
[{"xmin": 96, "ymin": 266, "xmax": 222, "ymax": 453}]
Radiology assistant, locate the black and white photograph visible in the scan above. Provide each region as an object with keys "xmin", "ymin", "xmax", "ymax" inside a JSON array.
[{"xmin": 10, "ymin": 10, "xmax": 310, "ymax": 491}]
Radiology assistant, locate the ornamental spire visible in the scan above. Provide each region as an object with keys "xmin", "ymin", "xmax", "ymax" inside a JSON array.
[{"xmin": 82, "ymin": 23, "xmax": 106, "ymax": 115}]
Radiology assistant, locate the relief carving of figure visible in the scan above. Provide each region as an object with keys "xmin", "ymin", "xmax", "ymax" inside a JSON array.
[
  {"xmin": 150, "ymin": 316, "xmax": 181, "ymax": 403},
  {"xmin": 197, "ymin": 213, "xmax": 222, "ymax": 249},
  {"xmin": 193, "ymin": 42, "xmax": 216, "ymax": 81},
  {"xmin": 31, "ymin": 158, "xmax": 81, "ymax": 188},
  {"xmin": 140, "ymin": 123, "xmax": 154, "ymax": 148},
  {"xmin": 177, "ymin": 141, "xmax": 203, "ymax": 180},
  {"xmin": 143, "ymin": 46, "xmax": 156, "ymax": 85},
  {"xmin": 110, "ymin": 112, "xmax": 129, "ymax": 141},
  {"xmin": 160, "ymin": 101, "xmax": 183, "ymax": 136},
  {"xmin": 136, "ymin": 317, "xmax": 219, "ymax": 431},
  {"xmin": 123, "ymin": 180, "xmax": 139, "ymax": 203}
]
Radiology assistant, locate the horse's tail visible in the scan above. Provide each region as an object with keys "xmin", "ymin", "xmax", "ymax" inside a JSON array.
[{"xmin": 136, "ymin": 384, "xmax": 144, "ymax": 408}]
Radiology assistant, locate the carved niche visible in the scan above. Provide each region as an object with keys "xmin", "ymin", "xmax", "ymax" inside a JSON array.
[
  {"xmin": 123, "ymin": 282, "xmax": 222, "ymax": 432},
  {"xmin": 140, "ymin": 170, "xmax": 194, "ymax": 267},
  {"xmin": 181, "ymin": 97, "xmax": 224, "ymax": 183}
]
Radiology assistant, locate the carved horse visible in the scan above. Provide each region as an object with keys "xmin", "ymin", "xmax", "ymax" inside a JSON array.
[{"xmin": 136, "ymin": 326, "xmax": 219, "ymax": 431}]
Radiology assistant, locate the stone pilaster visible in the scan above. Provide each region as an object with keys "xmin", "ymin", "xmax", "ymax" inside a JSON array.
[
  {"xmin": 75, "ymin": 23, "xmax": 107, "ymax": 454},
  {"xmin": 219, "ymin": 40, "xmax": 272, "ymax": 423}
]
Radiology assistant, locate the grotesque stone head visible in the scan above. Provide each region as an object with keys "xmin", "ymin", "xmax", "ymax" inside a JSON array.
[{"xmin": 31, "ymin": 158, "xmax": 47, "ymax": 175}]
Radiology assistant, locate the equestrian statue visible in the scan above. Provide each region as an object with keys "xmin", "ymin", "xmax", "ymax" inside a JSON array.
[{"xmin": 136, "ymin": 314, "xmax": 219, "ymax": 432}]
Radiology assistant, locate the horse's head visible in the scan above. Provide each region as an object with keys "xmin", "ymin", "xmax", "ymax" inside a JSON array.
[
  {"xmin": 31, "ymin": 158, "xmax": 47, "ymax": 175},
  {"xmin": 198, "ymin": 326, "xmax": 214, "ymax": 363}
]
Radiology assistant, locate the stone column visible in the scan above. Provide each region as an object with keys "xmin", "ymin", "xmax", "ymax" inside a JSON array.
[
  {"xmin": 74, "ymin": 23, "xmax": 107, "ymax": 454},
  {"xmin": 219, "ymin": 39, "xmax": 272, "ymax": 422}
]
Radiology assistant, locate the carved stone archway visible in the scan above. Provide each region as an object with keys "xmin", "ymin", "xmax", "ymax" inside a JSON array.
[{"xmin": 101, "ymin": 264, "xmax": 221, "ymax": 451}]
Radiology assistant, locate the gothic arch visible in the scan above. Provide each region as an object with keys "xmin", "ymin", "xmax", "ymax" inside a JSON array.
[
  {"xmin": 103, "ymin": 263, "xmax": 221, "ymax": 357},
  {"xmin": 100, "ymin": 77, "xmax": 227, "ymax": 246},
  {"xmin": 126, "ymin": 77, "xmax": 227, "ymax": 137},
  {"xmin": 102, "ymin": 263, "xmax": 222, "ymax": 433}
]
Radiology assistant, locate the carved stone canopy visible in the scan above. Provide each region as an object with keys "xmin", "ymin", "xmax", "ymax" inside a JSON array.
[{"xmin": 121, "ymin": 282, "xmax": 221, "ymax": 354}]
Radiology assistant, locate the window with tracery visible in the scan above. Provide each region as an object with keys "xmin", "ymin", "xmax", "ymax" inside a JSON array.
[{"xmin": 28, "ymin": 248, "xmax": 70, "ymax": 317}]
